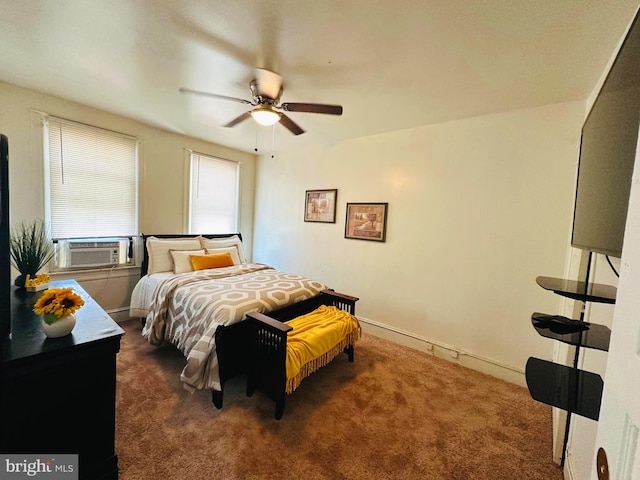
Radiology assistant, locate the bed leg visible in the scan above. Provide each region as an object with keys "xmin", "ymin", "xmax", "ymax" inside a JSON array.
[
  {"xmin": 246, "ymin": 378, "xmax": 255, "ymax": 397},
  {"xmin": 345, "ymin": 344, "xmax": 355, "ymax": 362},
  {"xmin": 212, "ymin": 389, "xmax": 223, "ymax": 409},
  {"xmin": 275, "ymin": 398, "xmax": 285, "ymax": 420}
]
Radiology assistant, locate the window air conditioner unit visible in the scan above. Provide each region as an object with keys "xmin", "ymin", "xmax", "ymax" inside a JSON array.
[{"xmin": 65, "ymin": 240, "xmax": 121, "ymax": 268}]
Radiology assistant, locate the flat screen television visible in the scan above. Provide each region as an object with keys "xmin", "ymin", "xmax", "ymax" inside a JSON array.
[
  {"xmin": 571, "ymin": 10, "xmax": 640, "ymax": 258},
  {"xmin": 0, "ymin": 134, "xmax": 9, "ymax": 338}
]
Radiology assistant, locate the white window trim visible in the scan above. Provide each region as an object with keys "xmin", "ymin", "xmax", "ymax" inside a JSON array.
[{"xmin": 184, "ymin": 149, "xmax": 241, "ymax": 234}]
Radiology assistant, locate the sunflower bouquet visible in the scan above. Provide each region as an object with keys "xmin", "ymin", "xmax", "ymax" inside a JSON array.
[{"xmin": 34, "ymin": 287, "xmax": 85, "ymax": 325}]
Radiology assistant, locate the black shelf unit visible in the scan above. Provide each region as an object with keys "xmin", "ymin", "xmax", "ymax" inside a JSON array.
[
  {"xmin": 526, "ymin": 357, "xmax": 603, "ymax": 421},
  {"xmin": 536, "ymin": 276, "xmax": 616, "ymax": 304},
  {"xmin": 526, "ymin": 273, "xmax": 616, "ymax": 466},
  {"xmin": 531, "ymin": 312, "xmax": 611, "ymax": 352}
]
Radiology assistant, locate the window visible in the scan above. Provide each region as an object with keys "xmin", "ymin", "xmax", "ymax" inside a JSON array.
[
  {"xmin": 188, "ymin": 152, "xmax": 239, "ymax": 234},
  {"xmin": 44, "ymin": 116, "xmax": 138, "ymax": 268}
]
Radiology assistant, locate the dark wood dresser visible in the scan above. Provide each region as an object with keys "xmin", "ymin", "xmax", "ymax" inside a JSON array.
[{"xmin": 1, "ymin": 279, "xmax": 124, "ymax": 480}]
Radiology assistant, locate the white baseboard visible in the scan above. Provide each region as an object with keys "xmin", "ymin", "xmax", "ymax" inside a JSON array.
[
  {"xmin": 107, "ymin": 307, "xmax": 133, "ymax": 323},
  {"xmin": 358, "ymin": 316, "xmax": 527, "ymax": 387}
]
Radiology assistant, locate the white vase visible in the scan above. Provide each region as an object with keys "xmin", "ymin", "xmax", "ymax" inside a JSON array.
[{"xmin": 41, "ymin": 314, "xmax": 76, "ymax": 338}]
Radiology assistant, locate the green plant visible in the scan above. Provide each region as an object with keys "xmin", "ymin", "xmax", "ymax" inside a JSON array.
[{"xmin": 10, "ymin": 219, "xmax": 55, "ymax": 278}]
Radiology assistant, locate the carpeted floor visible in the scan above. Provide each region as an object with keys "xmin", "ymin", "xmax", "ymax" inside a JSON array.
[{"xmin": 115, "ymin": 319, "xmax": 563, "ymax": 480}]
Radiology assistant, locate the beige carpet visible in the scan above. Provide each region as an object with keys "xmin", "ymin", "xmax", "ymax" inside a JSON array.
[{"xmin": 115, "ymin": 319, "xmax": 562, "ymax": 480}]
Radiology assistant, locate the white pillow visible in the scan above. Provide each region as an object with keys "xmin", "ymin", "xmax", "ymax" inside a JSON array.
[
  {"xmin": 146, "ymin": 236, "xmax": 202, "ymax": 274},
  {"xmin": 169, "ymin": 249, "xmax": 205, "ymax": 274},
  {"xmin": 200, "ymin": 235, "xmax": 247, "ymax": 263},
  {"xmin": 205, "ymin": 246, "xmax": 241, "ymax": 266}
]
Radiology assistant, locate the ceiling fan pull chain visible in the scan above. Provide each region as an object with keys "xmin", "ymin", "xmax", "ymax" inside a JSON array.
[
  {"xmin": 271, "ymin": 124, "xmax": 276, "ymax": 158},
  {"xmin": 254, "ymin": 125, "xmax": 259, "ymax": 153}
]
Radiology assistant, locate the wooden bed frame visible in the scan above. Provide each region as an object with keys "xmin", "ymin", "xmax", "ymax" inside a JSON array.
[{"xmin": 139, "ymin": 233, "xmax": 358, "ymax": 409}]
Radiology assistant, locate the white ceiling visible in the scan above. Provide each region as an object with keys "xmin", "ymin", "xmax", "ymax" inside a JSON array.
[{"xmin": 1, "ymin": 0, "xmax": 638, "ymax": 154}]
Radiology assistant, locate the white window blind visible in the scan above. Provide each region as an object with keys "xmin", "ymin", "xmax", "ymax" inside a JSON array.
[
  {"xmin": 189, "ymin": 153, "xmax": 239, "ymax": 234},
  {"xmin": 45, "ymin": 118, "xmax": 138, "ymax": 239}
]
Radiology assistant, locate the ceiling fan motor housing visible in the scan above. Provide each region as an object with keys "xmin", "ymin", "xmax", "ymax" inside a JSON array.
[{"xmin": 250, "ymin": 79, "xmax": 282, "ymax": 105}]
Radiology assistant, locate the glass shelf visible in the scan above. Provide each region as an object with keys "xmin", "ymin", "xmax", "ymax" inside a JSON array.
[
  {"xmin": 536, "ymin": 276, "xmax": 616, "ymax": 304},
  {"xmin": 531, "ymin": 312, "xmax": 611, "ymax": 352},
  {"xmin": 525, "ymin": 357, "xmax": 603, "ymax": 421}
]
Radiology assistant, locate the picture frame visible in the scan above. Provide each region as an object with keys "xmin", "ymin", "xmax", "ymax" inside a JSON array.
[
  {"xmin": 344, "ymin": 203, "xmax": 388, "ymax": 242},
  {"xmin": 304, "ymin": 189, "xmax": 338, "ymax": 223}
]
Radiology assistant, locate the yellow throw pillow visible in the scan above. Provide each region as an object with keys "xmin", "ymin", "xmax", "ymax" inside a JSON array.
[{"xmin": 190, "ymin": 252, "xmax": 235, "ymax": 271}]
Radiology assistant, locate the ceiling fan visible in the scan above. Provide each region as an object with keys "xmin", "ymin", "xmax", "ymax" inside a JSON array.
[{"xmin": 180, "ymin": 68, "xmax": 342, "ymax": 135}]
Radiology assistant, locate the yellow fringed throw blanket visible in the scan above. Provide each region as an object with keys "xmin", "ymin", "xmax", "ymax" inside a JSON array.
[{"xmin": 285, "ymin": 305, "xmax": 361, "ymax": 394}]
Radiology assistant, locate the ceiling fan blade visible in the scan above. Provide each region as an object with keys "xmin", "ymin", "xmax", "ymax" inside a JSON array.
[
  {"xmin": 279, "ymin": 114, "xmax": 305, "ymax": 135},
  {"xmin": 280, "ymin": 103, "xmax": 343, "ymax": 115},
  {"xmin": 179, "ymin": 87, "xmax": 252, "ymax": 105},
  {"xmin": 223, "ymin": 111, "xmax": 252, "ymax": 128}
]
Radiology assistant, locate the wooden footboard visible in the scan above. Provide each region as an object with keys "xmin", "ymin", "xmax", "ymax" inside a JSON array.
[{"xmin": 246, "ymin": 290, "xmax": 359, "ymax": 419}]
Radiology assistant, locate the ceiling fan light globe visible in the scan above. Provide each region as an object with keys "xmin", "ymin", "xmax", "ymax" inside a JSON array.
[{"xmin": 251, "ymin": 108, "xmax": 281, "ymax": 126}]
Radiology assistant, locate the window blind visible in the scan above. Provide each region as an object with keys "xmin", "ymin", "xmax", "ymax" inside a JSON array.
[
  {"xmin": 46, "ymin": 118, "xmax": 138, "ymax": 239},
  {"xmin": 189, "ymin": 153, "xmax": 239, "ymax": 234}
]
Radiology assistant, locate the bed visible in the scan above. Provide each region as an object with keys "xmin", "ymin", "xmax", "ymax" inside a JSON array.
[{"xmin": 130, "ymin": 233, "xmax": 348, "ymax": 408}]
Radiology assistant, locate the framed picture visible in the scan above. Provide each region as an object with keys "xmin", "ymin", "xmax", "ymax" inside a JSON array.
[
  {"xmin": 304, "ymin": 189, "xmax": 337, "ymax": 223},
  {"xmin": 345, "ymin": 203, "xmax": 388, "ymax": 242}
]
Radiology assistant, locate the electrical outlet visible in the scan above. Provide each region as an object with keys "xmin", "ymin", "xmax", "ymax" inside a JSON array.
[{"xmin": 450, "ymin": 350, "xmax": 459, "ymax": 359}]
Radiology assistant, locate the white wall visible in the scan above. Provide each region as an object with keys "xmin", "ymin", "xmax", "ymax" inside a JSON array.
[
  {"xmin": 253, "ymin": 101, "xmax": 584, "ymax": 386},
  {"xmin": 0, "ymin": 80, "xmax": 256, "ymax": 318}
]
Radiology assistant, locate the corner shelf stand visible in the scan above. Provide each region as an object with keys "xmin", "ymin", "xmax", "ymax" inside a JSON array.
[{"xmin": 525, "ymin": 267, "xmax": 615, "ymax": 466}]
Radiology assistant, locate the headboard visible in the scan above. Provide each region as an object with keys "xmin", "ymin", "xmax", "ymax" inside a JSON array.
[{"xmin": 139, "ymin": 233, "xmax": 243, "ymax": 277}]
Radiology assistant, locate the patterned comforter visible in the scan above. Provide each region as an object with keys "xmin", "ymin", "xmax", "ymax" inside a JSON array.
[{"xmin": 141, "ymin": 263, "xmax": 326, "ymax": 391}]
